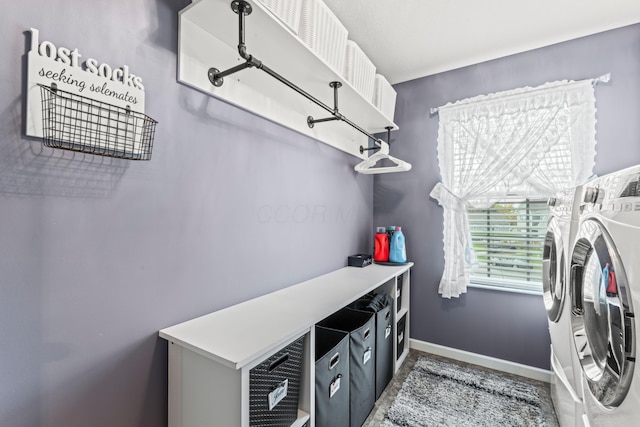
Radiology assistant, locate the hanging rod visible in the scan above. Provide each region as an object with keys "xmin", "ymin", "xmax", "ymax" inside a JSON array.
[{"xmin": 208, "ymin": 0, "xmax": 386, "ymax": 147}]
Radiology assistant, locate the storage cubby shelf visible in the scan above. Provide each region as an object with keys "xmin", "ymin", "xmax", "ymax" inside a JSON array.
[
  {"xmin": 160, "ymin": 263, "xmax": 412, "ymax": 427},
  {"xmin": 177, "ymin": 0, "xmax": 397, "ymax": 159}
]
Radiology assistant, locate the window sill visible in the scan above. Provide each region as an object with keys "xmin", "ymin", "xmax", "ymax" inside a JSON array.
[{"xmin": 468, "ymin": 282, "xmax": 543, "ymax": 296}]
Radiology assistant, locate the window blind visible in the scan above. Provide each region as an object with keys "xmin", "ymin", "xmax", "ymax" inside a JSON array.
[{"xmin": 467, "ymin": 199, "xmax": 549, "ymax": 292}]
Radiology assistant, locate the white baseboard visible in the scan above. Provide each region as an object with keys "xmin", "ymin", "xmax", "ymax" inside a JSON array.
[{"xmin": 410, "ymin": 339, "xmax": 552, "ymax": 383}]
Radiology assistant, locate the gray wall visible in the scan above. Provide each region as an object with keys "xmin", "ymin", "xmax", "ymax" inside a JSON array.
[
  {"xmin": 376, "ymin": 23, "xmax": 640, "ymax": 369},
  {"xmin": 0, "ymin": 1, "xmax": 373, "ymax": 426}
]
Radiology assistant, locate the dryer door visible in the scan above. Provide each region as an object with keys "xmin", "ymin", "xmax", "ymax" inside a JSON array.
[
  {"xmin": 543, "ymin": 216, "xmax": 566, "ymax": 322},
  {"xmin": 570, "ymin": 218, "xmax": 635, "ymax": 408}
]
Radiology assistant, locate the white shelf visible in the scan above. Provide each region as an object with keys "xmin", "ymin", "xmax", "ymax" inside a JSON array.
[
  {"xmin": 396, "ymin": 348, "xmax": 409, "ymax": 369},
  {"xmin": 177, "ymin": 0, "xmax": 398, "ymax": 159},
  {"xmin": 292, "ymin": 411, "xmax": 310, "ymax": 427},
  {"xmin": 160, "ymin": 263, "xmax": 412, "ymax": 370},
  {"xmin": 397, "ymin": 307, "xmax": 409, "ymax": 322}
]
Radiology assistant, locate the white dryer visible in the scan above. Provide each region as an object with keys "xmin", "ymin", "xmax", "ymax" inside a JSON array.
[
  {"xmin": 570, "ymin": 166, "xmax": 640, "ymax": 426},
  {"xmin": 544, "ymin": 187, "xmax": 583, "ymax": 426}
]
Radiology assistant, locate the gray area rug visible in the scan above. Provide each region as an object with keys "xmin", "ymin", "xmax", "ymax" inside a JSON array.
[{"xmin": 381, "ymin": 356, "xmax": 554, "ymax": 427}]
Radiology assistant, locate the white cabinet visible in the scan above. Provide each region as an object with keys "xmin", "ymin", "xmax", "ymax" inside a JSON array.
[
  {"xmin": 159, "ymin": 263, "xmax": 412, "ymax": 426},
  {"xmin": 177, "ymin": 0, "xmax": 398, "ymax": 159}
]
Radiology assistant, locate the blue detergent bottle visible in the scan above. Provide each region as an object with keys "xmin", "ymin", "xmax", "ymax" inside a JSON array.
[{"xmin": 389, "ymin": 226, "xmax": 407, "ymax": 263}]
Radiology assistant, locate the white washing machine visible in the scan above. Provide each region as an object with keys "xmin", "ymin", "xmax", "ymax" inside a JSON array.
[
  {"xmin": 544, "ymin": 186, "xmax": 584, "ymax": 426},
  {"xmin": 570, "ymin": 166, "xmax": 640, "ymax": 426}
]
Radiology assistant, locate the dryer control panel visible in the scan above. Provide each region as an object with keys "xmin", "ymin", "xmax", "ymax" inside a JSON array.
[
  {"xmin": 619, "ymin": 173, "xmax": 640, "ymax": 198},
  {"xmin": 583, "ymin": 169, "xmax": 640, "ymax": 215}
]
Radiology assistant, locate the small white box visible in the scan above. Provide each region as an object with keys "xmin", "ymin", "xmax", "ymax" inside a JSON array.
[
  {"xmin": 344, "ymin": 40, "xmax": 376, "ymax": 103},
  {"xmin": 373, "ymin": 74, "xmax": 397, "ymax": 122},
  {"xmin": 298, "ymin": 0, "xmax": 348, "ymax": 75},
  {"xmin": 256, "ymin": 0, "xmax": 302, "ymax": 35}
]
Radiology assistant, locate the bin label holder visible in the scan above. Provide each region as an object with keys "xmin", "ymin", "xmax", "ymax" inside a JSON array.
[{"xmin": 267, "ymin": 379, "xmax": 288, "ymax": 411}]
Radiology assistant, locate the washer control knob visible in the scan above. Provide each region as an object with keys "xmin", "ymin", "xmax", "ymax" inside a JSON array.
[{"xmin": 584, "ymin": 187, "xmax": 599, "ymax": 203}]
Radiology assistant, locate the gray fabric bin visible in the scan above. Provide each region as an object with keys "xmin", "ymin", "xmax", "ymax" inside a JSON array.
[
  {"xmin": 397, "ymin": 313, "xmax": 407, "ymax": 360},
  {"xmin": 349, "ymin": 294, "xmax": 394, "ymax": 400},
  {"xmin": 315, "ymin": 326, "xmax": 350, "ymax": 427},
  {"xmin": 318, "ymin": 308, "xmax": 376, "ymax": 427}
]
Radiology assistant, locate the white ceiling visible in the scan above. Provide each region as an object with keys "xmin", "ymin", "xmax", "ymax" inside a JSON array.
[{"xmin": 323, "ymin": 0, "xmax": 640, "ymax": 84}]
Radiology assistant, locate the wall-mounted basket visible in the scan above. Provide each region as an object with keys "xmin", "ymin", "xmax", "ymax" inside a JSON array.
[{"xmin": 38, "ymin": 84, "xmax": 157, "ymax": 160}]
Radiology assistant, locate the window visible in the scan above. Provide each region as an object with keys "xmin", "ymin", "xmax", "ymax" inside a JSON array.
[
  {"xmin": 430, "ymin": 78, "xmax": 599, "ymax": 298},
  {"xmin": 467, "ymin": 199, "xmax": 549, "ymax": 293}
]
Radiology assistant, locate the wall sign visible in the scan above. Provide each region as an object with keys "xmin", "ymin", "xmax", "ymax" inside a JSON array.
[{"xmin": 25, "ymin": 28, "xmax": 147, "ymax": 139}]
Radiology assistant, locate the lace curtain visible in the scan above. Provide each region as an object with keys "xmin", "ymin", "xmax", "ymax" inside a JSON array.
[{"xmin": 430, "ymin": 78, "xmax": 599, "ymax": 298}]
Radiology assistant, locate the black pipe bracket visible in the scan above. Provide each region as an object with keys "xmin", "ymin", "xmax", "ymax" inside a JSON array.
[
  {"xmin": 307, "ymin": 81, "xmax": 344, "ymax": 128},
  {"xmin": 359, "ymin": 126, "xmax": 394, "ymax": 154}
]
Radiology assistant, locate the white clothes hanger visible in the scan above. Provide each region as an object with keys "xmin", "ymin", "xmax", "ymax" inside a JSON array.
[{"xmin": 354, "ymin": 131, "xmax": 412, "ymax": 174}]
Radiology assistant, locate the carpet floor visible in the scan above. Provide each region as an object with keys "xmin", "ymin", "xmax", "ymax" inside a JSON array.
[{"xmin": 362, "ymin": 350, "xmax": 559, "ymax": 427}]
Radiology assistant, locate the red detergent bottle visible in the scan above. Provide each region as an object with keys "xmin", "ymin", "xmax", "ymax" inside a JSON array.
[{"xmin": 374, "ymin": 227, "xmax": 389, "ymax": 262}]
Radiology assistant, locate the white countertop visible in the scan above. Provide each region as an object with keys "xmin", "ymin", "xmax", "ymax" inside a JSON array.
[{"xmin": 159, "ymin": 263, "xmax": 412, "ymax": 369}]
